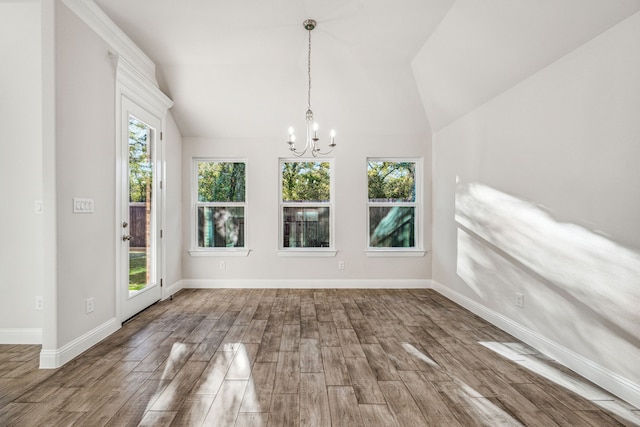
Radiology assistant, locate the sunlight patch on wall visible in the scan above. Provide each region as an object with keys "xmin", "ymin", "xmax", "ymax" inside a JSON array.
[{"xmin": 455, "ymin": 182, "xmax": 640, "ymax": 343}]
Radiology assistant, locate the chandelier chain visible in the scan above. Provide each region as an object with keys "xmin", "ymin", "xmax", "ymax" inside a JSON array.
[{"xmin": 307, "ymin": 27, "xmax": 312, "ymax": 112}]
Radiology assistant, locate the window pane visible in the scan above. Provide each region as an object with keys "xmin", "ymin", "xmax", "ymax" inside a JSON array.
[
  {"xmin": 283, "ymin": 207, "xmax": 330, "ymax": 248},
  {"xmin": 282, "ymin": 161, "xmax": 330, "ymax": 202},
  {"xmin": 198, "ymin": 162, "xmax": 246, "ymax": 202},
  {"xmin": 128, "ymin": 117, "xmax": 153, "ymax": 293},
  {"xmin": 129, "ymin": 117, "xmax": 152, "ymax": 203},
  {"xmin": 367, "ymin": 161, "xmax": 415, "ymax": 202},
  {"xmin": 198, "ymin": 206, "xmax": 245, "ymax": 248},
  {"xmin": 369, "ymin": 206, "xmax": 415, "ymax": 247}
]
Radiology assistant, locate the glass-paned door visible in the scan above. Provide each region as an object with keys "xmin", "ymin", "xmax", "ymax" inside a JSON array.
[
  {"xmin": 120, "ymin": 100, "xmax": 162, "ymax": 321},
  {"xmin": 128, "ymin": 116, "xmax": 154, "ymax": 293}
]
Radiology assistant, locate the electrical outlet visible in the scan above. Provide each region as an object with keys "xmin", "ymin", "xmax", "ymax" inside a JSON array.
[
  {"xmin": 86, "ymin": 297, "xmax": 95, "ymax": 314},
  {"xmin": 515, "ymin": 293, "xmax": 524, "ymax": 308},
  {"xmin": 219, "ymin": 261, "xmax": 226, "ymax": 270},
  {"xmin": 35, "ymin": 296, "xmax": 43, "ymax": 310},
  {"xmin": 338, "ymin": 261, "xmax": 345, "ymax": 270}
]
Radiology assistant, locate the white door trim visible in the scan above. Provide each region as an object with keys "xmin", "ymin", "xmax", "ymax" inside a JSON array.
[{"xmin": 113, "ymin": 55, "xmax": 172, "ymax": 323}]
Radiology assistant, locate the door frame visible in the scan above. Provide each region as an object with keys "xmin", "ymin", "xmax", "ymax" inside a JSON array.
[{"xmin": 113, "ymin": 55, "xmax": 173, "ymax": 323}]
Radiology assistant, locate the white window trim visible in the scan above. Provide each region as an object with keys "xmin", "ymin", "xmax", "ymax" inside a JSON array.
[
  {"xmin": 365, "ymin": 249, "xmax": 426, "ymax": 257},
  {"xmin": 277, "ymin": 249, "xmax": 337, "ymax": 258},
  {"xmin": 189, "ymin": 249, "xmax": 250, "ymax": 257},
  {"xmin": 365, "ymin": 157, "xmax": 424, "ymax": 255},
  {"xmin": 278, "ymin": 158, "xmax": 335, "ymax": 256},
  {"xmin": 190, "ymin": 158, "xmax": 249, "ymax": 256}
]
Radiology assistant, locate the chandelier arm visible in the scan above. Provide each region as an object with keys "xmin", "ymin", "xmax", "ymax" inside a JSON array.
[
  {"xmin": 289, "ymin": 137, "xmax": 311, "ymax": 156},
  {"xmin": 312, "ymin": 146, "xmax": 335, "ymax": 156}
]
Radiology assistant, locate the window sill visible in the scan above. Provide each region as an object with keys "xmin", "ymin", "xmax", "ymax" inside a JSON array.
[
  {"xmin": 277, "ymin": 250, "xmax": 337, "ymax": 258},
  {"xmin": 365, "ymin": 250, "xmax": 427, "ymax": 258},
  {"xmin": 189, "ymin": 249, "xmax": 251, "ymax": 257}
]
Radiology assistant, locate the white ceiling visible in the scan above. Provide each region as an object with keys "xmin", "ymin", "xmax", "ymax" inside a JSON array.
[
  {"xmin": 93, "ymin": 0, "xmax": 640, "ymax": 139},
  {"xmin": 413, "ymin": 0, "xmax": 640, "ymax": 131}
]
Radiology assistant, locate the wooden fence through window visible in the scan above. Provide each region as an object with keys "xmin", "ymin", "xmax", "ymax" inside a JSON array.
[{"xmin": 129, "ymin": 202, "xmax": 147, "ymax": 249}]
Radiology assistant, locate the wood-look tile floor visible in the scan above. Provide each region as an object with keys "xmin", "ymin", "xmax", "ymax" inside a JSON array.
[{"xmin": 1, "ymin": 289, "xmax": 639, "ymax": 426}]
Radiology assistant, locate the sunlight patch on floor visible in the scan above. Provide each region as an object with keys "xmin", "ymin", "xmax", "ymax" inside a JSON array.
[
  {"xmin": 403, "ymin": 340, "xmax": 523, "ymax": 425},
  {"xmin": 144, "ymin": 342, "xmax": 191, "ymax": 412},
  {"xmin": 401, "ymin": 342, "xmax": 439, "ymax": 367},
  {"xmin": 142, "ymin": 342, "xmax": 261, "ymax": 421},
  {"xmin": 480, "ymin": 341, "xmax": 640, "ymax": 425}
]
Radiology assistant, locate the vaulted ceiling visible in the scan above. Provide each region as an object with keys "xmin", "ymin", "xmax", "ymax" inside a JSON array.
[{"xmin": 93, "ymin": 0, "xmax": 640, "ymax": 138}]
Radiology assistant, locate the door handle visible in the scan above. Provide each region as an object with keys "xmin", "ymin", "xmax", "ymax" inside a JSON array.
[{"xmin": 122, "ymin": 235, "xmax": 132, "ymax": 241}]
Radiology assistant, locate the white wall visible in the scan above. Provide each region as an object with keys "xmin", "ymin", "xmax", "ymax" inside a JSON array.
[
  {"xmin": 29, "ymin": 0, "xmax": 179, "ymax": 365},
  {"xmin": 181, "ymin": 132, "xmax": 432, "ymax": 286},
  {"xmin": 425, "ymin": 12, "xmax": 640, "ymax": 405},
  {"xmin": 0, "ymin": 0, "xmax": 44, "ymax": 342},
  {"xmin": 55, "ymin": 1, "xmax": 117, "ymax": 345}
]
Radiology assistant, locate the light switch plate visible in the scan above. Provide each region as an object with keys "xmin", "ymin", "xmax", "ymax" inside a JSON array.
[{"xmin": 73, "ymin": 198, "xmax": 94, "ymax": 213}]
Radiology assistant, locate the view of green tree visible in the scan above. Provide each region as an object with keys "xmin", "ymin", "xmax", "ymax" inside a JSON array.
[
  {"xmin": 129, "ymin": 118, "xmax": 152, "ymax": 203},
  {"xmin": 367, "ymin": 161, "xmax": 415, "ymax": 202},
  {"xmin": 282, "ymin": 161, "xmax": 331, "ymax": 202},
  {"xmin": 198, "ymin": 162, "xmax": 246, "ymax": 202}
]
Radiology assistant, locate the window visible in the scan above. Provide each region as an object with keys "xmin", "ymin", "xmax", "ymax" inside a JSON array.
[
  {"xmin": 367, "ymin": 159, "xmax": 422, "ymax": 253},
  {"xmin": 279, "ymin": 160, "xmax": 334, "ymax": 253},
  {"xmin": 193, "ymin": 160, "xmax": 247, "ymax": 253}
]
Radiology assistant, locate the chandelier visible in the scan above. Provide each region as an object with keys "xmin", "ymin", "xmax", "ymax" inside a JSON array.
[{"xmin": 287, "ymin": 19, "xmax": 336, "ymax": 157}]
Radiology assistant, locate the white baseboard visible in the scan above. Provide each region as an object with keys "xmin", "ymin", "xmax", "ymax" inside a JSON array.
[
  {"xmin": 431, "ymin": 280, "xmax": 640, "ymax": 410},
  {"xmin": 39, "ymin": 318, "xmax": 120, "ymax": 369},
  {"xmin": 182, "ymin": 278, "xmax": 431, "ymax": 289},
  {"xmin": 0, "ymin": 328, "xmax": 42, "ymax": 344}
]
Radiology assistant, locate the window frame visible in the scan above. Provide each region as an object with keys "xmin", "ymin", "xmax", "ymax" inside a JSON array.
[
  {"xmin": 277, "ymin": 158, "xmax": 336, "ymax": 257},
  {"xmin": 189, "ymin": 158, "xmax": 249, "ymax": 257},
  {"xmin": 365, "ymin": 157, "xmax": 425, "ymax": 257}
]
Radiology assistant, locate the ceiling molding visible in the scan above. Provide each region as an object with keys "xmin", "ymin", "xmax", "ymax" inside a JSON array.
[
  {"xmin": 61, "ymin": 0, "xmax": 157, "ymax": 84},
  {"xmin": 112, "ymin": 54, "xmax": 173, "ymax": 117}
]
